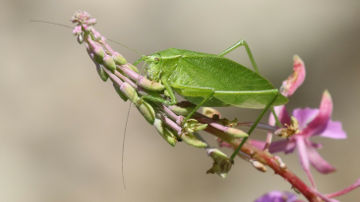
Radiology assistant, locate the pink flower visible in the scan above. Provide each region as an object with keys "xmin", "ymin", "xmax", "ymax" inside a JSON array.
[
  {"xmin": 255, "ymin": 191, "xmax": 300, "ymax": 202},
  {"xmin": 251, "ymin": 56, "xmax": 346, "ymax": 187},
  {"xmin": 272, "ymin": 92, "xmax": 344, "ymax": 186}
]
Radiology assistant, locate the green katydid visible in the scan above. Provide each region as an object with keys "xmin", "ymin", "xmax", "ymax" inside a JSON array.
[{"xmin": 136, "ymin": 40, "xmax": 288, "ymax": 161}]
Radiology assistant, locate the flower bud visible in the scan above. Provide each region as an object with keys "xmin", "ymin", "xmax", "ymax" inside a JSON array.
[
  {"xmin": 88, "ymin": 39, "xmax": 105, "ymax": 63},
  {"xmin": 72, "ymin": 26, "xmax": 82, "ymax": 35},
  {"xmin": 280, "ymin": 55, "xmax": 306, "ymax": 97},
  {"xmin": 121, "ymin": 82, "xmax": 139, "ymax": 103},
  {"xmin": 181, "ymin": 132, "xmax": 207, "ymax": 148},
  {"xmin": 113, "ymin": 83, "xmax": 128, "ymax": 101},
  {"xmin": 136, "ymin": 101, "xmax": 155, "ymax": 124},
  {"xmin": 96, "ymin": 66, "xmax": 109, "ymax": 81},
  {"xmin": 182, "ymin": 119, "xmax": 208, "ymax": 134},
  {"xmin": 225, "ymin": 127, "xmax": 248, "ymax": 138},
  {"xmin": 113, "ymin": 52, "xmax": 127, "ymax": 66},
  {"xmin": 206, "ymin": 148, "xmax": 232, "ymax": 178},
  {"xmin": 126, "ymin": 63, "xmax": 139, "ymax": 73},
  {"xmin": 153, "ymin": 119, "xmax": 177, "ymax": 146},
  {"xmin": 76, "ymin": 34, "xmax": 84, "ymax": 44},
  {"xmin": 138, "ymin": 77, "xmax": 165, "ymax": 92},
  {"xmin": 168, "ymin": 105, "xmax": 193, "ymax": 116},
  {"xmin": 103, "ymin": 55, "xmax": 116, "ymax": 72}
]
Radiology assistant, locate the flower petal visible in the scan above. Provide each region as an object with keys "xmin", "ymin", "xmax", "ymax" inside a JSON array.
[
  {"xmin": 280, "ymin": 55, "xmax": 306, "ymax": 97},
  {"xmin": 310, "ymin": 142, "xmax": 322, "ymax": 149},
  {"xmin": 319, "ymin": 120, "xmax": 347, "ymax": 139},
  {"xmin": 255, "ymin": 191, "xmax": 298, "ymax": 202},
  {"xmin": 269, "ymin": 139, "xmax": 296, "ymax": 154},
  {"xmin": 307, "ymin": 146, "xmax": 336, "ymax": 174},
  {"xmin": 302, "ymin": 91, "xmax": 333, "ymax": 137},
  {"xmin": 292, "ymin": 108, "xmax": 318, "ymax": 129},
  {"xmin": 296, "ymin": 136, "xmax": 310, "ymax": 170},
  {"xmin": 284, "ymin": 141, "xmax": 297, "ymax": 154},
  {"xmin": 269, "ymin": 105, "xmax": 291, "ymax": 126},
  {"xmin": 296, "ymin": 136, "xmax": 316, "ymax": 187}
]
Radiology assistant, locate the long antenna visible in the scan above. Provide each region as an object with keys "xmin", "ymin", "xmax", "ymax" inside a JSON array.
[
  {"xmin": 30, "ymin": 19, "xmax": 73, "ymax": 29},
  {"xmin": 121, "ymin": 102, "xmax": 132, "ymax": 189},
  {"xmin": 29, "ymin": 19, "xmax": 142, "ymax": 55}
]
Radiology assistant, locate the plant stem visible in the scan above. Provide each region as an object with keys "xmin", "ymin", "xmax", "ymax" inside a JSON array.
[{"xmin": 194, "ymin": 113, "xmax": 322, "ymax": 202}]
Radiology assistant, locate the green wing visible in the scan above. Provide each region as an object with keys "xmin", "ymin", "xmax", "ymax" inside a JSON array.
[{"xmin": 167, "ymin": 50, "xmax": 287, "ymax": 108}]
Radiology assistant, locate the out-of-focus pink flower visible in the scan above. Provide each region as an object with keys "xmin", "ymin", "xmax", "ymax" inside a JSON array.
[{"xmin": 255, "ymin": 191, "xmax": 300, "ymax": 202}]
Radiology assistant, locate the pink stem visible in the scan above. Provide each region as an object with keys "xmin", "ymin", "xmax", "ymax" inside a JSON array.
[{"xmin": 326, "ymin": 178, "xmax": 360, "ymax": 198}]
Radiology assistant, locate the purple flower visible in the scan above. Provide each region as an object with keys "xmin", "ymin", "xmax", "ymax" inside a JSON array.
[
  {"xmin": 250, "ymin": 56, "xmax": 346, "ymax": 187},
  {"xmin": 255, "ymin": 191, "xmax": 300, "ymax": 202},
  {"xmin": 288, "ymin": 92, "xmax": 343, "ymax": 181},
  {"xmin": 252, "ymin": 91, "xmax": 346, "ymax": 187}
]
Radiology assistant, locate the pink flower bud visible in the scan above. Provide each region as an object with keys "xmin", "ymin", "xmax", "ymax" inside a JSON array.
[
  {"xmin": 280, "ymin": 55, "xmax": 306, "ymax": 97},
  {"xmin": 103, "ymin": 55, "xmax": 116, "ymax": 72}
]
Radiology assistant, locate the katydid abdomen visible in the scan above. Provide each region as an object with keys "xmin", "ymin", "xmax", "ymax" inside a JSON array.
[{"xmin": 151, "ymin": 48, "xmax": 287, "ymax": 109}]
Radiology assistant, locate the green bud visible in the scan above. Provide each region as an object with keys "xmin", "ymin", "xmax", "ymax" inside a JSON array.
[
  {"xmin": 121, "ymin": 82, "xmax": 139, "ymax": 103},
  {"xmin": 180, "ymin": 119, "xmax": 208, "ymax": 147},
  {"xmin": 206, "ymin": 148, "xmax": 232, "ymax": 178},
  {"xmin": 181, "ymin": 132, "xmax": 207, "ymax": 148},
  {"xmin": 113, "ymin": 83, "xmax": 128, "ymax": 101},
  {"xmin": 93, "ymin": 47, "xmax": 105, "ymax": 64},
  {"xmin": 113, "ymin": 53, "xmax": 127, "ymax": 66},
  {"xmin": 96, "ymin": 66, "xmax": 109, "ymax": 81},
  {"xmin": 153, "ymin": 119, "xmax": 177, "ymax": 146},
  {"xmin": 168, "ymin": 105, "xmax": 193, "ymax": 116},
  {"xmin": 138, "ymin": 77, "xmax": 165, "ymax": 92},
  {"xmin": 127, "ymin": 63, "xmax": 139, "ymax": 73},
  {"xmin": 103, "ymin": 55, "xmax": 116, "ymax": 72},
  {"xmin": 137, "ymin": 101, "xmax": 155, "ymax": 124},
  {"xmin": 182, "ymin": 119, "xmax": 208, "ymax": 133},
  {"xmin": 77, "ymin": 34, "xmax": 84, "ymax": 44},
  {"xmin": 225, "ymin": 127, "xmax": 248, "ymax": 138}
]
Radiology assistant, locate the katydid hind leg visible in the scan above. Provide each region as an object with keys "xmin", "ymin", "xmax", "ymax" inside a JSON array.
[
  {"xmin": 184, "ymin": 89, "xmax": 215, "ymax": 121},
  {"xmin": 171, "ymin": 84, "xmax": 216, "ymax": 121},
  {"xmin": 230, "ymin": 92, "xmax": 279, "ymax": 162},
  {"xmin": 218, "ymin": 40, "xmax": 259, "ymax": 74}
]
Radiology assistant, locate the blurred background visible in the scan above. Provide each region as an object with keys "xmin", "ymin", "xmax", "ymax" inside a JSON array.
[{"xmin": 1, "ymin": 0, "xmax": 359, "ymax": 201}]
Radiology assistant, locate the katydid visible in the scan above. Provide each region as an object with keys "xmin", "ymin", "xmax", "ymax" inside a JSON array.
[{"xmin": 137, "ymin": 40, "xmax": 288, "ymax": 160}]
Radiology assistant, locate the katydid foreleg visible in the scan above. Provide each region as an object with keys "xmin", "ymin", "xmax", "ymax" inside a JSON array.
[
  {"xmin": 140, "ymin": 77, "xmax": 177, "ymax": 105},
  {"xmin": 174, "ymin": 85, "xmax": 215, "ymax": 121},
  {"xmin": 218, "ymin": 40, "xmax": 259, "ymax": 73},
  {"xmin": 230, "ymin": 91, "xmax": 279, "ymax": 162}
]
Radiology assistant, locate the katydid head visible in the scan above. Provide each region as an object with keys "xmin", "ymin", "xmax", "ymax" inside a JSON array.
[
  {"xmin": 142, "ymin": 48, "xmax": 182, "ymax": 81},
  {"xmin": 142, "ymin": 54, "xmax": 162, "ymax": 81}
]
